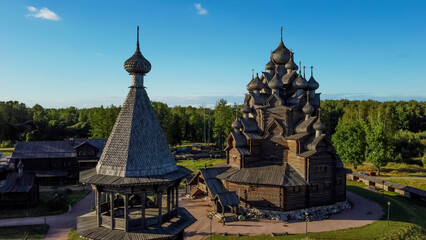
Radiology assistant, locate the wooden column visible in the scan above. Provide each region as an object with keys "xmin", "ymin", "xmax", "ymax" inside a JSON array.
[
  {"xmin": 167, "ymin": 188, "xmax": 171, "ymax": 219},
  {"xmin": 95, "ymin": 188, "xmax": 101, "ymax": 227},
  {"xmin": 175, "ymin": 185, "xmax": 179, "ymax": 216},
  {"xmin": 140, "ymin": 191, "xmax": 146, "ymax": 228},
  {"xmin": 123, "ymin": 194, "xmax": 128, "ymax": 231},
  {"xmin": 171, "ymin": 187, "xmax": 175, "ymax": 208},
  {"xmin": 175, "ymin": 185, "xmax": 179, "ymax": 208},
  {"xmin": 109, "ymin": 193, "xmax": 115, "ymax": 229},
  {"xmin": 157, "ymin": 191, "xmax": 163, "ymax": 226}
]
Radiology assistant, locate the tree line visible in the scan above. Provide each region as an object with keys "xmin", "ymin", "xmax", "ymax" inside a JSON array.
[{"xmin": 0, "ymin": 99, "xmax": 424, "ymax": 171}]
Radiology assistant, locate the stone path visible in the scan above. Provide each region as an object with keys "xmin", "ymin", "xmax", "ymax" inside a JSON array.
[
  {"xmin": 0, "ymin": 190, "xmax": 94, "ymax": 240},
  {"xmin": 181, "ymin": 191, "xmax": 383, "ymax": 240}
]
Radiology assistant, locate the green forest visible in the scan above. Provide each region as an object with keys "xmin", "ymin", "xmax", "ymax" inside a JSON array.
[{"xmin": 0, "ymin": 99, "xmax": 425, "ymax": 171}]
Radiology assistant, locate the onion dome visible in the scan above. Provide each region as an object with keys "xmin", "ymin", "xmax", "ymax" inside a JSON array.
[
  {"xmin": 241, "ymin": 104, "xmax": 251, "ymax": 114},
  {"xmin": 268, "ymin": 68, "xmax": 283, "ymax": 89},
  {"xmin": 271, "ymin": 28, "xmax": 291, "ymax": 65},
  {"xmin": 265, "ymin": 58, "xmax": 275, "ymax": 71},
  {"xmin": 231, "ymin": 118, "xmax": 243, "ymax": 130},
  {"xmin": 307, "ymin": 66, "xmax": 319, "ymax": 90},
  {"xmin": 285, "ymin": 51, "xmax": 298, "ymax": 71},
  {"xmin": 313, "ymin": 112, "xmax": 326, "ymax": 132},
  {"xmin": 303, "ymin": 97, "xmax": 314, "ymax": 115},
  {"xmin": 124, "ymin": 26, "xmax": 151, "ymax": 74},
  {"xmin": 246, "ymin": 75, "xmax": 255, "ymax": 91},
  {"xmin": 247, "ymin": 73, "xmax": 264, "ymax": 91},
  {"xmin": 292, "ymin": 61, "xmax": 307, "ymax": 89}
]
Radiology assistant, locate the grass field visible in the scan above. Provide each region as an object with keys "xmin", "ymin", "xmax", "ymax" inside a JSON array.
[
  {"xmin": 0, "ymin": 190, "xmax": 91, "ymax": 219},
  {"xmin": 345, "ymin": 162, "xmax": 426, "ymax": 177},
  {"xmin": 177, "ymin": 158, "xmax": 226, "ymax": 173},
  {"xmin": 67, "ymin": 229, "xmax": 84, "ymax": 240},
  {"xmin": 0, "ymin": 224, "xmax": 49, "ymax": 240},
  {"xmin": 0, "ymin": 148, "xmax": 14, "ymax": 155}
]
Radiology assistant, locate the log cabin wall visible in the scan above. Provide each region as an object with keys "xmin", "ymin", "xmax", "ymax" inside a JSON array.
[
  {"xmin": 306, "ymin": 152, "xmax": 336, "ymax": 207},
  {"xmin": 286, "ymin": 141, "xmax": 307, "ymax": 180},
  {"xmin": 335, "ymin": 171, "xmax": 347, "ymax": 202},
  {"xmin": 284, "ymin": 185, "xmax": 307, "ymax": 211},
  {"xmin": 225, "ymin": 181, "xmax": 283, "ymax": 209}
]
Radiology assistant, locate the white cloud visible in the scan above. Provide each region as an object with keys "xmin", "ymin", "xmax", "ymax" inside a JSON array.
[
  {"xmin": 194, "ymin": 3, "xmax": 208, "ymax": 15},
  {"xmin": 26, "ymin": 6, "xmax": 61, "ymax": 21}
]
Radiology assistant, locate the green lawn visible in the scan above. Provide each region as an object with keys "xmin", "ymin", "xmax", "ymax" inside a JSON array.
[
  {"xmin": 0, "ymin": 148, "xmax": 14, "ymax": 155},
  {"xmin": 177, "ymin": 158, "xmax": 226, "ymax": 173},
  {"xmin": 67, "ymin": 229, "xmax": 84, "ymax": 240},
  {"xmin": 345, "ymin": 162, "xmax": 426, "ymax": 177},
  {"xmin": 0, "ymin": 190, "xmax": 91, "ymax": 219},
  {"xmin": 0, "ymin": 224, "xmax": 49, "ymax": 240},
  {"xmin": 212, "ymin": 179, "xmax": 426, "ymax": 240}
]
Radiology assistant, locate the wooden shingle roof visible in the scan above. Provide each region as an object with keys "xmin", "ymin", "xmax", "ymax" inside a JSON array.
[
  {"xmin": 217, "ymin": 164, "xmax": 306, "ymax": 187},
  {"xmin": 96, "ymin": 87, "xmax": 178, "ymax": 178},
  {"xmin": 12, "ymin": 139, "xmax": 107, "ymax": 159},
  {"xmin": 0, "ymin": 172, "xmax": 36, "ymax": 193}
]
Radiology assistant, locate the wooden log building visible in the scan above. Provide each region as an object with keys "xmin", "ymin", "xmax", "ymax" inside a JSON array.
[
  {"xmin": 10, "ymin": 138, "xmax": 107, "ymax": 184},
  {"xmin": 189, "ymin": 28, "xmax": 346, "ymax": 212},
  {"xmin": 77, "ymin": 27, "xmax": 195, "ymax": 240},
  {"xmin": 0, "ymin": 160, "xmax": 39, "ymax": 207}
]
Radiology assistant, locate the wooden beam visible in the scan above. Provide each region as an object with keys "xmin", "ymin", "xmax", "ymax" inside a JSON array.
[
  {"xmin": 95, "ymin": 188, "xmax": 101, "ymax": 227},
  {"xmin": 123, "ymin": 194, "xmax": 128, "ymax": 231},
  {"xmin": 110, "ymin": 193, "xmax": 115, "ymax": 229},
  {"xmin": 140, "ymin": 191, "xmax": 146, "ymax": 229},
  {"xmin": 157, "ymin": 191, "xmax": 163, "ymax": 226},
  {"xmin": 167, "ymin": 187, "xmax": 171, "ymax": 220}
]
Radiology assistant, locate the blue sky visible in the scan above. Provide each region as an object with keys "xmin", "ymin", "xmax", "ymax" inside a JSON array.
[{"xmin": 0, "ymin": 0, "xmax": 425, "ymax": 108}]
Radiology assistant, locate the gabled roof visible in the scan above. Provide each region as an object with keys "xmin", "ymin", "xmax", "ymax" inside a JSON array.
[
  {"xmin": 214, "ymin": 191, "xmax": 240, "ymax": 207},
  {"xmin": 295, "ymin": 117, "xmax": 317, "ymax": 133},
  {"xmin": 217, "ymin": 164, "xmax": 306, "ymax": 187},
  {"xmin": 0, "ymin": 172, "xmax": 36, "ymax": 193},
  {"xmin": 96, "ymin": 87, "xmax": 178, "ymax": 178},
  {"xmin": 12, "ymin": 139, "xmax": 107, "ymax": 159}
]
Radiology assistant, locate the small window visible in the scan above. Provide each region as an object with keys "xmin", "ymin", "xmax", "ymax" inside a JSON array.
[
  {"xmin": 287, "ymin": 186, "xmax": 294, "ymax": 192},
  {"xmin": 311, "ymin": 184, "xmax": 318, "ymax": 191},
  {"xmin": 336, "ymin": 178, "xmax": 343, "ymax": 185},
  {"xmin": 294, "ymin": 186, "xmax": 300, "ymax": 193},
  {"xmin": 249, "ymin": 186, "xmax": 258, "ymax": 192},
  {"xmin": 317, "ymin": 165, "xmax": 326, "ymax": 172},
  {"xmin": 324, "ymin": 181, "xmax": 331, "ymax": 189}
]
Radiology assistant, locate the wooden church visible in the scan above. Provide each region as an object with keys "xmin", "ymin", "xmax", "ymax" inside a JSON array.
[{"xmin": 190, "ymin": 29, "xmax": 346, "ymax": 213}]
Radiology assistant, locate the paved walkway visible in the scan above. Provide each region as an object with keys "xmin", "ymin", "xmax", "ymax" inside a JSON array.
[
  {"xmin": 181, "ymin": 191, "xmax": 383, "ymax": 240},
  {"xmin": 0, "ymin": 190, "xmax": 94, "ymax": 240}
]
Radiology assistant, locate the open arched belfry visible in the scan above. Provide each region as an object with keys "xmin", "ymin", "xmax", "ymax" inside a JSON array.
[
  {"xmin": 77, "ymin": 27, "xmax": 195, "ymax": 240},
  {"xmin": 189, "ymin": 28, "xmax": 346, "ymax": 213}
]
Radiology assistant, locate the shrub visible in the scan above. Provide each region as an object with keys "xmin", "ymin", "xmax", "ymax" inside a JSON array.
[
  {"xmin": 422, "ymin": 153, "xmax": 426, "ymax": 168},
  {"xmin": 64, "ymin": 188, "xmax": 73, "ymax": 195},
  {"xmin": 48, "ymin": 194, "xmax": 67, "ymax": 211}
]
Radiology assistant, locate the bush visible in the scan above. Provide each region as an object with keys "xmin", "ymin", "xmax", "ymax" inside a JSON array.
[
  {"xmin": 64, "ymin": 188, "xmax": 73, "ymax": 195},
  {"xmin": 422, "ymin": 153, "xmax": 426, "ymax": 168},
  {"xmin": 0, "ymin": 141, "xmax": 13, "ymax": 148},
  {"xmin": 48, "ymin": 194, "xmax": 67, "ymax": 211}
]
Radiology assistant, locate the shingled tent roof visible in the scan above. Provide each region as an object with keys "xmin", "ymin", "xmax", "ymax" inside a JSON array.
[
  {"xmin": 94, "ymin": 31, "xmax": 180, "ymax": 178},
  {"xmin": 95, "ymin": 84, "xmax": 178, "ymax": 177}
]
